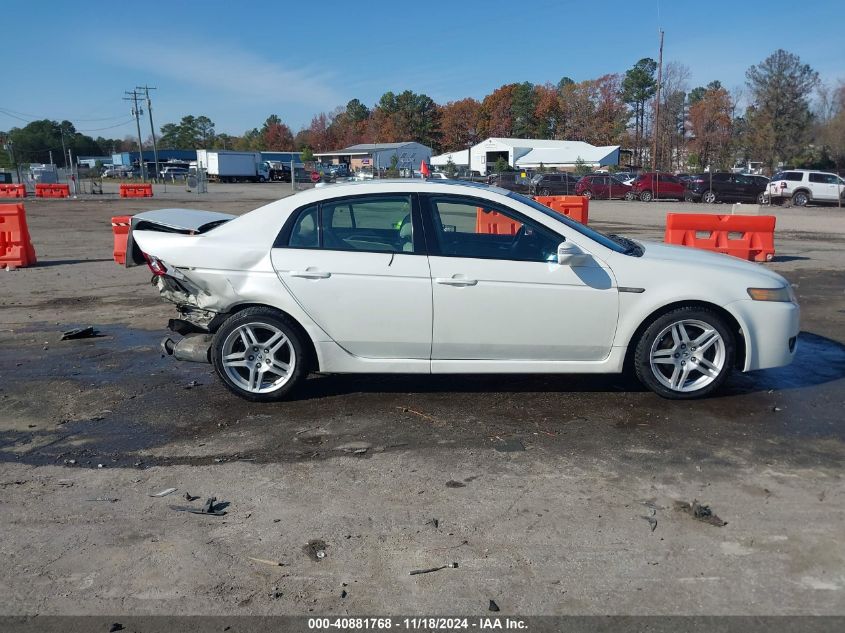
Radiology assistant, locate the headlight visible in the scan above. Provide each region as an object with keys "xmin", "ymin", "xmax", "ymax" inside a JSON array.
[{"xmin": 747, "ymin": 286, "xmax": 796, "ymax": 302}]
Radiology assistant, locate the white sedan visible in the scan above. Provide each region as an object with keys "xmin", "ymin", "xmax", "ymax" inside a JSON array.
[{"xmin": 125, "ymin": 180, "xmax": 799, "ymax": 401}]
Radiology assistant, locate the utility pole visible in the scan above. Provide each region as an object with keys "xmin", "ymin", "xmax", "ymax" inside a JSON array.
[
  {"xmin": 124, "ymin": 90, "xmax": 146, "ymax": 182},
  {"xmin": 652, "ymin": 29, "xmax": 664, "ymax": 172},
  {"xmin": 137, "ymin": 85, "xmax": 160, "ymax": 182}
]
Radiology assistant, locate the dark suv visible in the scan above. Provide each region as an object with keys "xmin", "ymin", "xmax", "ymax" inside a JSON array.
[
  {"xmin": 488, "ymin": 172, "xmax": 531, "ymax": 193},
  {"xmin": 630, "ymin": 172, "xmax": 686, "ymax": 201},
  {"xmin": 528, "ymin": 172, "xmax": 580, "ymax": 196},
  {"xmin": 685, "ymin": 172, "xmax": 768, "ymax": 204}
]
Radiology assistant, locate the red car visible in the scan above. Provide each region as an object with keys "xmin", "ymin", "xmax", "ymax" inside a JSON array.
[
  {"xmin": 575, "ymin": 174, "xmax": 633, "ymax": 200},
  {"xmin": 630, "ymin": 172, "xmax": 686, "ymax": 201}
]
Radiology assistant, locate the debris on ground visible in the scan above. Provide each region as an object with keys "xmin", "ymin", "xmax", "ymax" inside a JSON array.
[
  {"xmin": 425, "ymin": 518, "xmax": 440, "ymax": 529},
  {"xmin": 640, "ymin": 508, "xmax": 658, "ymax": 532},
  {"xmin": 184, "ymin": 493, "xmax": 199, "ymax": 502},
  {"xmin": 247, "ymin": 556, "xmax": 284, "ymax": 567},
  {"xmin": 675, "ymin": 499, "xmax": 727, "ymax": 527},
  {"xmin": 86, "ymin": 497, "xmax": 119, "ymax": 503},
  {"xmin": 149, "ymin": 487, "xmax": 177, "ymax": 498},
  {"xmin": 445, "ymin": 480, "xmax": 466, "ymax": 488},
  {"xmin": 341, "ymin": 589, "xmax": 348, "ymax": 599},
  {"xmin": 409, "ymin": 562, "xmax": 458, "ymax": 576},
  {"xmin": 60, "ymin": 326, "xmax": 99, "ymax": 341},
  {"xmin": 303, "ymin": 539, "xmax": 328, "ymax": 562},
  {"xmin": 109, "ymin": 624, "xmax": 124, "ymax": 633},
  {"xmin": 169, "ymin": 497, "xmax": 228, "ymax": 516},
  {"xmin": 184, "ymin": 380, "xmax": 201, "ymax": 390},
  {"xmin": 488, "ymin": 599, "xmax": 500, "ymax": 612}
]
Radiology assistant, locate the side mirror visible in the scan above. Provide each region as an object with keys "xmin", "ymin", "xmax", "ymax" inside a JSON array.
[{"xmin": 557, "ymin": 241, "xmax": 590, "ymax": 266}]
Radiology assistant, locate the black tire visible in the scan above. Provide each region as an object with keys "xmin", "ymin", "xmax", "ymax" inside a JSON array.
[
  {"xmin": 633, "ymin": 306, "xmax": 736, "ymax": 400},
  {"xmin": 540, "ymin": 188, "xmax": 551, "ymax": 196},
  {"xmin": 757, "ymin": 192, "xmax": 766, "ymax": 205},
  {"xmin": 684, "ymin": 193, "xmax": 697, "ymax": 203},
  {"xmin": 624, "ymin": 191, "xmax": 635, "ymax": 201},
  {"xmin": 639, "ymin": 190, "xmax": 653, "ymax": 202},
  {"xmin": 211, "ymin": 307, "xmax": 307, "ymax": 402},
  {"xmin": 792, "ymin": 191, "xmax": 809, "ymax": 207},
  {"xmin": 582, "ymin": 190, "xmax": 593, "ymax": 199},
  {"xmin": 702, "ymin": 190, "xmax": 717, "ymax": 204}
]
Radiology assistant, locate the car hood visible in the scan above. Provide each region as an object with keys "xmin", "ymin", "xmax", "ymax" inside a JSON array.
[
  {"xmin": 131, "ymin": 208, "xmax": 235, "ymax": 233},
  {"xmin": 635, "ymin": 241, "xmax": 788, "ymax": 285}
]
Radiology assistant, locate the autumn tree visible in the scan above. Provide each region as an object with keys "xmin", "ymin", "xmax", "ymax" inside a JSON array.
[
  {"xmin": 439, "ymin": 98, "xmax": 482, "ymax": 150},
  {"xmin": 479, "ymin": 84, "xmax": 516, "ymax": 138},
  {"xmin": 533, "ymin": 84, "xmax": 563, "ymax": 139},
  {"xmin": 688, "ymin": 86, "xmax": 733, "ymax": 170},
  {"xmin": 745, "ymin": 49, "xmax": 819, "ymax": 171}
]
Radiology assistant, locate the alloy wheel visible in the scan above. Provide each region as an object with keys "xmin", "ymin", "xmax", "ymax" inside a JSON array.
[
  {"xmin": 220, "ymin": 322, "xmax": 296, "ymax": 394},
  {"xmin": 649, "ymin": 319, "xmax": 726, "ymax": 393}
]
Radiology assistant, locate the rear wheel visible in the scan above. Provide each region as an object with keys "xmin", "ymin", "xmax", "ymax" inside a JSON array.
[
  {"xmin": 634, "ymin": 307, "xmax": 735, "ymax": 399},
  {"xmin": 702, "ymin": 190, "xmax": 717, "ymax": 204},
  {"xmin": 792, "ymin": 191, "xmax": 809, "ymax": 207},
  {"xmin": 639, "ymin": 190, "xmax": 653, "ymax": 202},
  {"xmin": 624, "ymin": 191, "xmax": 635, "ymax": 201},
  {"xmin": 540, "ymin": 188, "xmax": 551, "ymax": 196},
  {"xmin": 685, "ymin": 193, "xmax": 697, "ymax": 203},
  {"xmin": 757, "ymin": 192, "xmax": 767, "ymax": 205},
  {"xmin": 211, "ymin": 307, "xmax": 307, "ymax": 402},
  {"xmin": 582, "ymin": 190, "xmax": 593, "ymax": 199}
]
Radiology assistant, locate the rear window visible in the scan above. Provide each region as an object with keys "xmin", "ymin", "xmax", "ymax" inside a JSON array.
[
  {"xmin": 774, "ymin": 171, "xmax": 803, "ymax": 182},
  {"xmin": 809, "ymin": 173, "xmax": 838, "ymax": 184}
]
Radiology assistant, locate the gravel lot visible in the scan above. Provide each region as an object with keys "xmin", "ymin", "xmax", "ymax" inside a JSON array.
[{"xmin": 1, "ymin": 182, "xmax": 843, "ymax": 616}]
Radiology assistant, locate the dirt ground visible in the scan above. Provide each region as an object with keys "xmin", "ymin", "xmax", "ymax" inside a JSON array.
[{"xmin": 1, "ymin": 183, "xmax": 844, "ymax": 616}]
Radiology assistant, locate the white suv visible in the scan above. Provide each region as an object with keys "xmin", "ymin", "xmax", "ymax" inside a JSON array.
[{"xmin": 767, "ymin": 169, "xmax": 845, "ymax": 206}]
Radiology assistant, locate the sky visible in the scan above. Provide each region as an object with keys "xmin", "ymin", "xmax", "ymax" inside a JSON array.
[{"xmin": 3, "ymin": 0, "xmax": 843, "ymax": 140}]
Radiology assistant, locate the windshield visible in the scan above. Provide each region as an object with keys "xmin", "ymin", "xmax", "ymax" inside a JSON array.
[{"xmin": 507, "ymin": 191, "xmax": 629, "ymax": 254}]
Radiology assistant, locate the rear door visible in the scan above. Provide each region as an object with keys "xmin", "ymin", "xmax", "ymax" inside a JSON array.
[{"xmin": 270, "ymin": 194, "xmax": 432, "ymax": 359}]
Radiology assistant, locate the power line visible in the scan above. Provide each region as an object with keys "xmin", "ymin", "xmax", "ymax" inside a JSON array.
[{"xmin": 0, "ymin": 106, "xmax": 128, "ymax": 122}]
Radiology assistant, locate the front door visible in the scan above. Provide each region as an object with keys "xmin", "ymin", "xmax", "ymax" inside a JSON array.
[
  {"xmin": 270, "ymin": 194, "xmax": 432, "ymax": 359},
  {"xmin": 422, "ymin": 194, "xmax": 619, "ymax": 362}
]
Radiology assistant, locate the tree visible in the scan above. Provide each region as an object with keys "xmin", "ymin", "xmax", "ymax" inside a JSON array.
[
  {"xmin": 816, "ymin": 82, "xmax": 845, "ymax": 170},
  {"xmin": 574, "ymin": 156, "xmax": 591, "ymax": 175},
  {"xmin": 4, "ymin": 119, "xmax": 111, "ymax": 165},
  {"xmin": 479, "ymin": 84, "xmax": 516, "ymax": 138},
  {"xmin": 159, "ymin": 115, "xmax": 216, "ymax": 149},
  {"xmin": 300, "ymin": 147, "xmax": 315, "ymax": 162},
  {"xmin": 655, "ymin": 62, "xmax": 690, "ymax": 170},
  {"xmin": 688, "ymin": 86, "xmax": 733, "ymax": 170},
  {"xmin": 439, "ymin": 98, "xmax": 482, "ymax": 150},
  {"xmin": 745, "ymin": 49, "xmax": 819, "ymax": 171},
  {"xmin": 443, "ymin": 156, "xmax": 457, "ymax": 177},
  {"xmin": 622, "ymin": 58, "xmax": 657, "ymax": 165},
  {"xmin": 510, "ymin": 82, "xmax": 536, "ymax": 137},
  {"xmin": 533, "ymin": 84, "xmax": 562, "ymax": 139},
  {"xmin": 494, "ymin": 156, "xmax": 510, "ymax": 173},
  {"xmin": 260, "ymin": 115, "xmax": 294, "ymax": 150}
]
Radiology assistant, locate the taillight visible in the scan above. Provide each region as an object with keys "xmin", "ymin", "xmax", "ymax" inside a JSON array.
[{"xmin": 143, "ymin": 253, "xmax": 167, "ymax": 276}]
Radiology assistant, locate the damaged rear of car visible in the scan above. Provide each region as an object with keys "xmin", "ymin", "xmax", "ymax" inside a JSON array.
[{"xmin": 126, "ymin": 206, "xmax": 315, "ymax": 401}]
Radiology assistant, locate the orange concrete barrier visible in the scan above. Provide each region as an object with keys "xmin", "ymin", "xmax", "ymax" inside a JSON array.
[
  {"xmin": 0, "ymin": 203, "xmax": 37, "ymax": 268},
  {"xmin": 35, "ymin": 183, "xmax": 70, "ymax": 198},
  {"xmin": 475, "ymin": 207, "xmax": 521, "ymax": 235},
  {"xmin": 0, "ymin": 184, "xmax": 26, "ymax": 198},
  {"xmin": 532, "ymin": 195, "xmax": 589, "ymax": 224},
  {"xmin": 664, "ymin": 213, "xmax": 775, "ymax": 262},
  {"xmin": 111, "ymin": 215, "xmax": 131, "ymax": 265},
  {"xmin": 119, "ymin": 183, "xmax": 153, "ymax": 198}
]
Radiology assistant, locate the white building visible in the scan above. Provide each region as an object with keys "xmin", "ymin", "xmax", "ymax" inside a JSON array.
[
  {"xmin": 431, "ymin": 138, "xmax": 621, "ymax": 174},
  {"xmin": 314, "ymin": 142, "xmax": 432, "ymax": 171}
]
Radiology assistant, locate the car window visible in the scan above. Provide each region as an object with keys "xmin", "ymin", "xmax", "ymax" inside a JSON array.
[
  {"xmin": 733, "ymin": 175, "xmax": 751, "ymax": 185},
  {"xmin": 427, "ymin": 195, "xmax": 561, "ymax": 263},
  {"xmin": 809, "ymin": 173, "xmax": 838, "ymax": 184},
  {"xmin": 321, "ymin": 195, "xmax": 413, "ymax": 253},
  {"xmin": 776, "ymin": 171, "xmax": 803, "ymax": 181},
  {"xmin": 288, "ymin": 205, "xmax": 319, "ymax": 248}
]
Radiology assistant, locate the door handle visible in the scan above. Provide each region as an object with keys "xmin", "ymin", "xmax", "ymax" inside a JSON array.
[
  {"xmin": 290, "ymin": 270, "xmax": 331, "ymax": 279},
  {"xmin": 435, "ymin": 276, "xmax": 478, "ymax": 286}
]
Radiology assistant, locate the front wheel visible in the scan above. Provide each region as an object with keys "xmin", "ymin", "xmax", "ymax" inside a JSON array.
[
  {"xmin": 703, "ymin": 190, "xmax": 717, "ymax": 204},
  {"xmin": 540, "ymin": 188, "xmax": 551, "ymax": 197},
  {"xmin": 634, "ymin": 307, "xmax": 735, "ymax": 399},
  {"xmin": 757, "ymin": 192, "xmax": 766, "ymax": 205},
  {"xmin": 211, "ymin": 307, "xmax": 307, "ymax": 402},
  {"xmin": 624, "ymin": 191, "xmax": 635, "ymax": 201},
  {"xmin": 639, "ymin": 190, "xmax": 653, "ymax": 202},
  {"xmin": 582, "ymin": 190, "xmax": 593, "ymax": 199}
]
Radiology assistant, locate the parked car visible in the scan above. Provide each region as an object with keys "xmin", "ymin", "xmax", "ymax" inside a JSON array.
[
  {"xmin": 125, "ymin": 180, "xmax": 798, "ymax": 401},
  {"xmin": 529, "ymin": 172, "xmax": 581, "ymax": 196},
  {"xmin": 488, "ymin": 172, "xmax": 531, "ymax": 193},
  {"xmin": 685, "ymin": 172, "xmax": 768, "ymax": 204},
  {"xmin": 630, "ymin": 172, "xmax": 686, "ymax": 201},
  {"xmin": 575, "ymin": 174, "xmax": 633, "ymax": 200},
  {"xmin": 613, "ymin": 171, "xmax": 639, "ymax": 185},
  {"xmin": 160, "ymin": 166, "xmax": 189, "ymax": 181},
  {"xmin": 766, "ymin": 169, "xmax": 845, "ymax": 206}
]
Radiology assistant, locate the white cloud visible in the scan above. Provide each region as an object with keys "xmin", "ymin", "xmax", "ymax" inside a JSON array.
[{"xmin": 104, "ymin": 38, "xmax": 341, "ymax": 110}]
